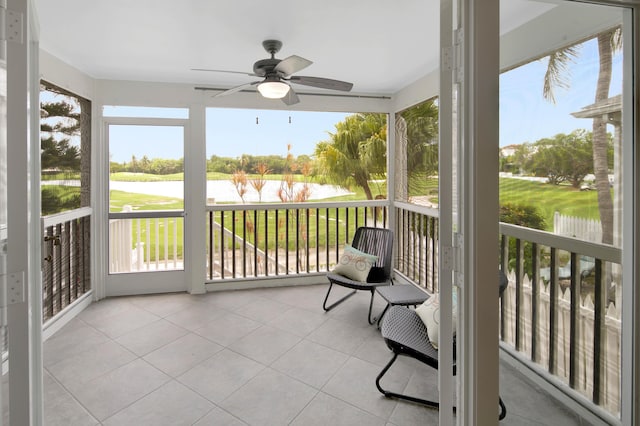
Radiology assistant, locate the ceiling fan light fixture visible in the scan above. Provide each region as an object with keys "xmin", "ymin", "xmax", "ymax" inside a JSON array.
[{"xmin": 257, "ymin": 79, "xmax": 290, "ymax": 99}]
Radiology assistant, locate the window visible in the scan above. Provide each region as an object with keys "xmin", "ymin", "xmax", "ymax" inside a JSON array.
[
  {"xmin": 394, "ymin": 97, "xmax": 439, "ymax": 206},
  {"xmin": 40, "ymin": 81, "xmax": 91, "ymax": 215}
]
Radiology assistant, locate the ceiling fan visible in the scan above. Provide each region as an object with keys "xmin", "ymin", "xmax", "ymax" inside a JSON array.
[{"xmin": 192, "ymin": 40, "xmax": 354, "ymax": 105}]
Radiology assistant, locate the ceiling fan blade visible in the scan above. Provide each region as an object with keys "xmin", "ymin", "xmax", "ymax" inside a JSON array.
[
  {"xmin": 288, "ymin": 76, "xmax": 353, "ymax": 92},
  {"xmin": 191, "ymin": 68, "xmax": 257, "ymax": 77},
  {"xmin": 213, "ymin": 81, "xmax": 260, "ymax": 98},
  {"xmin": 274, "ymin": 55, "xmax": 313, "ymax": 77},
  {"xmin": 281, "ymin": 87, "xmax": 300, "ymax": 106}
]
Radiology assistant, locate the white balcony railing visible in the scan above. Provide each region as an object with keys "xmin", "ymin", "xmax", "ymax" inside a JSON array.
[{"xmin": 109, "ymin": 206, "xmax": 184, "ymax": 273}]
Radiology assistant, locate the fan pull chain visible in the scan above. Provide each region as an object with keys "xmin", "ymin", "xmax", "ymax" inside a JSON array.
[{"xmin": 256, "ymin": 117, "xmax": 259, "ymax": 125}]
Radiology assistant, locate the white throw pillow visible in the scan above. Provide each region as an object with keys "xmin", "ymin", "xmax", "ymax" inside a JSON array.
[
  {"xmin": 415, "ymin": 288, "xmax": 458, "ymax": 349},
  {"xmin": 331, "ymin": 245, "xmax": 378, "ymax": 282}
]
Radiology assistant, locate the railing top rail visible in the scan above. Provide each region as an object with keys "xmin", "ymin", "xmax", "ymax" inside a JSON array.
[
  {"xmin": 42, "ymin": 207, "xmax": 92, "ymax": 227},
  {"xmin": 500, "ymin": 222, "xmax": 621, "ymax": 264},
  {"xmin": 394, "ymin": 201, "xmax": 440, "ymax": 218},
  {"xmin": 205, "ymin": 199, "xmax": 389, "ymax": 212},
  {"xmin": 108, "ymin": 210, "xmax": 184, "ymax": 220}
]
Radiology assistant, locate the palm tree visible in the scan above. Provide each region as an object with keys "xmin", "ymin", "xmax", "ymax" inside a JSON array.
[
  {"xmin": 314, "ymin": 113, "xmax": 387, "ymax": 200},
  {"xmin": 543, "ymin": 27, "xmax": 621, "ymax": 245}
]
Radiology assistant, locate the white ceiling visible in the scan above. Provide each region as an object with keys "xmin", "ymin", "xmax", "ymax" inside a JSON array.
[{"xmin": 34, "ymin": 0, "xmax": 559, "ymax": 96}]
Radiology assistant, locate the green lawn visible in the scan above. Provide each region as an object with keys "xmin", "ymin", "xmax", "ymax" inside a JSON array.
[
  {"xmin": 109, "ymin": 190, "xmax": 183, "ymax": 212},
  {"xmin": 49, "ymin": 176, "xmax": 605, "ymax": 263},
  {"xmin": 499, "ymin": 178, "xmax": 601, "ymax": 230}
]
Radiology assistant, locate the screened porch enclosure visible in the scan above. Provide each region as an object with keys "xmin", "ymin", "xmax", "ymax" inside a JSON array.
[{"xmin": 33, "ymin": 0, "xmax": 637, "ymax": 424}]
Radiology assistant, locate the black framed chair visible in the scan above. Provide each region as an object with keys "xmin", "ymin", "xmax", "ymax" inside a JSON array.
[
  {"xmin": 323, "ymin": 226, "xmax": 394, "ymax": 324},
  {"xmin": 376, "ymin": 270, "xmax": 508, "ymax": 420}
]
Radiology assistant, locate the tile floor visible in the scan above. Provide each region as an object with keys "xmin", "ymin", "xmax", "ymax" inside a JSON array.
[{"xmin": 43, "ymin": 284, "xmax": 587, "ymax": 425}]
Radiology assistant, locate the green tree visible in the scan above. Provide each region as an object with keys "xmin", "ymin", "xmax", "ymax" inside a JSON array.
[
  {"xmin": 40, "ymin": 82, "xmax": 89, "ymax": 214},
  {"xmin": 543, "ymin": 28, "xmax": 621, "ymax": 244},
  {"xmin": 314, "ymin": 113, "xmax": 387, "ymax": 200},
  {"xmin": 40, "ymin": 92, "xmax": 81, "ymax": 172},
  {"xmin": 530, "ymin": 130, "xmax": 596, "ymax": 188}
]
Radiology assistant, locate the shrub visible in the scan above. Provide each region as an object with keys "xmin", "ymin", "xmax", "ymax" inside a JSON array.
[{"xmin": 500, "ymin": 203, "xmax": 546, "ymax": 277}]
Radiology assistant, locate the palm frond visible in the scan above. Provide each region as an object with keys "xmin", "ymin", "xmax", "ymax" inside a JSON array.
[
  {"xmin": 609, "ymin": 27, "xmax": 622, "ymax": 53},
  {"xmin": 542, "ymin": 46, "xmax": 579, "ymax": 104}
]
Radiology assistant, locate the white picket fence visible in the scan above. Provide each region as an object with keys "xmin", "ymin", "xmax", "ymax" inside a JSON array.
[
  {"xmin": 554, "ymin": 212, "xmax": 602, "ymax": 243},
  {"xmin": 501, "ymin": 271, "xmax": 621, "ymax": 415}
]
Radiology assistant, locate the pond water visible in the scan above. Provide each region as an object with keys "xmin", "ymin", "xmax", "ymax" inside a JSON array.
[{"xmin": 107, "ymin": 180, "xmax": 352, "ymax": 202}]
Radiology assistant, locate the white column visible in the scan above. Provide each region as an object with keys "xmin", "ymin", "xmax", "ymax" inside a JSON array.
[
  {"xmin": 459, "ymin": 0, "xmax": 500, "ymax": 424},
  {"xmin": 6, "ymin": 0, "xmax": 37, "ymax": 423},
  {"xmin": 185, "ymin": 103, "xmax": 206, "ymax": 294}
]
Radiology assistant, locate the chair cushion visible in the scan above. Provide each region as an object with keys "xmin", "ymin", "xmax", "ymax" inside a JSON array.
[
  {"xmin": 415, "ymin": 289, "xmax": 458, "ymax": 349},
  {"xmin": 331, "ymin": 244, "xmax": 378, "ymax": 282}
]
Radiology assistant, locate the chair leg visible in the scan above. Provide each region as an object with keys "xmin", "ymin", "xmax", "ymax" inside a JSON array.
[
  {"xmin": 368, "ymin": 289, "xmax": 379, "ymax": 325},
  {"xmin": 376, "ymin": 303, "xmax": 390, "ymax": 329},
  {"xmin": 323, "ymin": 281, "xmax": 356, "ymax": 312},
  {"xmin": 499, "ymin": 396, "xmax": 507, "ymax": 420},
  {"xmin": 376, "ymin": 352, "xmax": 440, "ymax": 409}
]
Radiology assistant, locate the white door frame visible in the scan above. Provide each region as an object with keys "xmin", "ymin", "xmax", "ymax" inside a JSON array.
[
  {"xmin": 621, "ymin": 5, "xmax": 639, "ymax": 426},
  {"xmin": 103, "ymin": 117, "xmax": 189, "ymax": 297}
]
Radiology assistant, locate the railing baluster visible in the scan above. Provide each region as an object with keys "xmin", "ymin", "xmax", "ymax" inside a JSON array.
[
  {"xmin": 383, "ymin": 205, "xmax": 387, "ymax": 227},
  {"xmin": 335, "ymin": 207, "xmax": 339, "ymax": 264},
  {"xmin": 593, "ymin": 258, "xmax": 604, "ymax": 405},
  {"xmin": 174, "ymin": 218, "xmax": 178, "ymax": 268},
  {"xmin": 83, "ymin": 216, "xmax": 90, "ymax": 293},
  {"xmin": 72, "ymin": 218, "xmax": 80, "ymax": 300},
  {"xmin": 325, "ymin": 208, "xmax": 329, "ymax": 271},
  {"xmin": 418, "ymin": 214, "xmax": 424, "ymax": 287},
  {"xmin": 549, "ymin": 247, "xmax": 558, "ymax": 375},
  {"xmin": 345, "ymin": 207, "xmax": 350, "ymax": 243},
  {"xmin": 232, "ymin": 210, "xmax": 236, "ymax": 278},
  {"xmin": 164, "ymin": 217, "xmax": 169, "ymax": 269},
  {"xmin": 254, "ymin": 210, "xmax": 258, "ymax": 277},
  {"xmin": 43, "ymin": 226, "xmax": 54, "ymax": 321},
  {"xmin": 531, "ymin": 242, "xmax": 539, "ymax": 363},
  {"xmin": 145, "ymin": 219, "xmax": 151, "ymax": 270},
  {"xmin": 220, "ymin": 211, "xmax": 225, "ymax": 279},
  {"xmin": 155, "ymin": 219, "xmax": 160, "ymax": 270},
  {"xmin": 285, "ymin": 209, "xmax": 290, "ymax": 274},
  {"xmin": 64, "ymin": 221, "xmax": 71, "ymax": 308},
  {"xmin": 515, "ymin": 238, "xmax": 523, "ymax": 351},
  {"xmin": 305, "ymin": 209, "xmax": 310, "ymax": 273},
  {"xmin": 315, "ymin": 208, "xmax": 320, "ymax": 273},
  {"xmin": 242, "ymin": 210, "xmax": 247, "ymax": 278},
  {"xmin": 55, "ymin": 223, "xmax": 62, "ymax": 315},
  {"xmin": 404, "ymin": 209, "xmax": 409, "ymax": 275},
  {"xmin": 295, "ymin": 209, "xmax": 300, "ymax": 274},
  {"xmin": 569, "ymin": 251, "xmax": 578, "ymax": 388},
  {"xmin": 275, "ymin": 209, "xmax": 279, "ymax": 275},
  {"xmin": 500, "ymin": 234, "xmax": 508, "ymax": 341},
  {"xmin": 264, "ymin": 210, "xmax": 269, "ymax": 276},
  {"xmin": 209, "ymin": 212, "xmax": 214, "ymax": 279}
]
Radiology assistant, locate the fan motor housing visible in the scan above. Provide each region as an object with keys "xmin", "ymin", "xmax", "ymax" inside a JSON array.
[{"xmin": 253, "ymin": 58, "xmax": 281, "ymax": 77}]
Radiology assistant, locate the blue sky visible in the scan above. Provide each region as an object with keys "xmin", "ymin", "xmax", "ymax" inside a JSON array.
[
  {"xmin": 499, "ymin": 38, "xmax": 622, "ymax": 147},
  {"xmin": 98, "ymin": 36, "xmax": 624, "ymax": 163}
]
